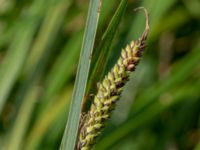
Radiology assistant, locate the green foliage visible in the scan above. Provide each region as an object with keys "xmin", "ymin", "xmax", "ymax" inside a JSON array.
[
  {"xmin": 0, "ymin": 0, "xmax": 199, "ymax": 150},
  {"xmin": 86, "ymin": 0, "xmax": 128, "ymax": 96},
  {"xmin": 60, "ymin": 0, "xmax": 101, "ymax": 149}
]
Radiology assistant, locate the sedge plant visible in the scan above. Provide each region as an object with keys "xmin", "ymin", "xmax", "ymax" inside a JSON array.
[{"xmin": 77, "ymin": 7, "xmax": 150, "ymax": 150}]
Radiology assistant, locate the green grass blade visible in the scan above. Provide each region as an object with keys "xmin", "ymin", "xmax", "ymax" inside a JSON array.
[
  {"xmin": 0, "ymin": 0, "xmax": 56, "ymax": 114},
  {"xmin": 2, "ymin": 0, "xmax": 73, "ymax": 149},
  {"xmin": 87, "ymin": 0, "xmax": 127, "ymax": 95},
  {"xmin": 60, "ymin": 0, "xmax": 101, "ymax": 149},
  {"xmin": 6, "ymin": 81, "xmax": 40, "ymax": 150},
  {"xmin": 25, "ymin": 87, "xmax": 73, "ymax": 150},
  {"xmin": 0, "ymin": 23, "xmax": 37, "ymax": 114},
  {"xmin": 23, "ymin": 0, "xmax": 72, "ymax": 75}
]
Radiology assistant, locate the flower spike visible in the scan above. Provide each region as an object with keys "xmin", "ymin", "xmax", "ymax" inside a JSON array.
[{"xmin": 77, "ymin": 7, "xmax": 149, "ymax": 150}]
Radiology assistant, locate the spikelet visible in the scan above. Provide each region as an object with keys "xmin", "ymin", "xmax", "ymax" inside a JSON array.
[{"xmin": 77, "ymin": 7, "xmax": 149, "ymax": 150}]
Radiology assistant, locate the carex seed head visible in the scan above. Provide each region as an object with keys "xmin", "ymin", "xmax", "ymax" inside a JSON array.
[{"xmin": 77, "ymin": 7, "xmax": 149, "ymax": 150}]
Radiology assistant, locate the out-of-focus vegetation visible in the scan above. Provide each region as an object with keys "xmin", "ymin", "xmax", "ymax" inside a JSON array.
[{"xmin": 0, "ymin": 0, "xmax": 199, "ymax": 150}]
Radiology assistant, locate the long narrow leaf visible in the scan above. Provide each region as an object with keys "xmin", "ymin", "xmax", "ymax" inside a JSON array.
[
  {"xmin": 25, "ymin": 87, "xmax": 73, "ymax": 150},
  {"xmin": 6, "ymin": 81, "xmax": 39, "ymax": 150},
  {"xmin": 23, "ymin": 0, "xmax": 71, "ymax": 75},
  {"xmin": 60, "ymin": 0, "xmax": 102, "ymax": 149},
  {"xmin": 86, "ymin": 0, "xmax": 128, "ymax": 97},
  {"xmin": 0, "ymin": 0, "xmax": 55, "ymax": 114},
  {"xmin": 0, "ymin": 23, "xmax": 37, "ymax": 113}
]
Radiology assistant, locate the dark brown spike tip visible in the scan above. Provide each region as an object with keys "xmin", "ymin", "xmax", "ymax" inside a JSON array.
[{"xmin": 133, "ymin": 7, "xmax": 149, "ymax": 38}]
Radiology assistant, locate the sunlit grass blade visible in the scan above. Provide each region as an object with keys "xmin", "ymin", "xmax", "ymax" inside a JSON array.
[
  {"xmin": 0, "ymin": 23, "xmax": 37, "ymax": 114},
  {"xmin": 23, "ymin": 0, "xmax": 72, "ymax": 75},
  {"xmin": 25, "ymin": 87, "xmax": 73, "ymax": 150},
  {"xmin": 5, "ymin": 81, "xmax": 39, "ymax": 150},
  {"xmin": 60, "ymin": 0, "xmax": 102, "ymax": 149},
  {"xmin": 0, "ymin": 0, "xmax": 57, "ymax": 114},
  {"xmin": 3, "ymin": 0, "xmax": 73, "ymax": 149}
]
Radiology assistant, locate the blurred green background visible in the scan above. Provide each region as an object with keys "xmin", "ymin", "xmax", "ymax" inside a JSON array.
[{"xmin": 0, "ymin": 0, "xmax": 200, "ymax": 150}]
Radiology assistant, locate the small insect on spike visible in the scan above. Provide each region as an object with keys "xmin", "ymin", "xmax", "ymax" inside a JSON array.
[{"xmin": 77, "ymin": 7, "xmax": 149, "ymax": 150}]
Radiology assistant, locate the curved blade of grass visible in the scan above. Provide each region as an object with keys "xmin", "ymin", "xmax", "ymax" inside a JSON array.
[
  {"xmin": 0, "ymin": 22, "xmax": 37, "ymax": 114},
  {"xmin": 86, "ymin": 0, "xmax": 128, "ymax": 98},
  {"xmin": 25, "ymin": 86, "xmax": 73, "ymax": 150},
  {"xmin": 3, "ymin": 0, "xmax": 73, "ymax": 149},
  {"xmin": 0, "ymin": 0, "xmax": 56, "ymax": 114},
  {"xmin": 19, "ymin": 0, "xmax": 74, "ymax": 114},
  {"xmin": 23, "ymin": 0, "xmax": 71, "ymax": 75},
  {"xmin": 5, "ymin": 81, "xmax": 40, "ymax": 150},
  {"xmin": 98, "ymin": 0, "xmax": 117, "ymax": 29},
  {"xmin": 60, "ymin": 0, "xmax": 102, "ymax": 149},
  {"xmin": 14, "ymin": 0, "xmax": 73, "ymax": 109}
]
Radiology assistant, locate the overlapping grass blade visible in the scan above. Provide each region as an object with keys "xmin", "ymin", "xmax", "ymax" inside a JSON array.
[
  {"xmin": 25, "ymin": 87, "xmax": 73, "ymax": 150},
  {"xmin": 6, "ymin": 81, "xmax": 40, "ymax": 150},
  {"xmin": 60, "ymin": 0, "xmax": 101, "ymax": 149},
  {"xmin": 0, "ymin": 23, "xmax": 37, "ymax": 113},
  {"xmin": 86, "ymin": 0, "xmax": 128, "ymax": 97},
  {"xmin": 0, "ymin": 0, "xmax": 56, "ymax": 114},
  {"xmin": 4, "ymin": 0, "xmax": 72, "ymax": 149},
  {"xmin": 23, "ymin": 0, "xmax": 72, "ymax": 75}
]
